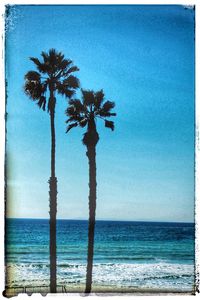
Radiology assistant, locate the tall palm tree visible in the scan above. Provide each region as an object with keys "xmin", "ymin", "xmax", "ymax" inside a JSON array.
[
  {"xmin": 24, "ymin": 49, "xmax": 79, "ymax": 293},
  {"xmin": 66, "ymin": 89, "xmax": 116, "ymax": 293}
]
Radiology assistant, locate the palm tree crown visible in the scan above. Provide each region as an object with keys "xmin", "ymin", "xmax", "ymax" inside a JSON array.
[
  {"xmin": 24, "ymin": 48, "xmax": 79, "ymax": 112},
  {"xmin": 65, "ymin": 89, "xmax": 116, "ymax": 144}
]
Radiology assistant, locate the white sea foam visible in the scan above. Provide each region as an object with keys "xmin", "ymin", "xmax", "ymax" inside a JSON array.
[{"xmin": 6, "ymin": 261, "xmax": 194, "ymax": 291}]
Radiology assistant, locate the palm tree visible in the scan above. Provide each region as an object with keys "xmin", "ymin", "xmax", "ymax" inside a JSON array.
[
  {"xmin": 24, "ymin": 49, "xmax": 79, "ymax": 293},
  {"xmin": 66, "ymin": 89, "xmax": 116, "ymax": 293}
]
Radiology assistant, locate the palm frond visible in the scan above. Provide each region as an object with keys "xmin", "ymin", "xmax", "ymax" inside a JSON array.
[
  {"xmin": 65, "ymin": 89, "xmax": 76, "ymax": 99},
  {"xmin": 98, "ymin": 111, "xmax": 117, "ymax": 117},
  {"xmin": 101, "ymin": 101, "xmax": 115, "ymax": 112},
  {"xmin": 56, "ymin": 73, "xmax": 79, "ymax": 98},
  {"xmin": 48, "ymin": 48, "xmax": 57, "ymax": 66},
  {"xmin": 37, "ymin": 96, "xmax": 46, "ymax": 111},
  {"xmin": 24, "ymin": 80, "xmax": 46, "ymax": 100},
  {"xmin": 66, "ymin": 110, "xmax": 84, "ymax": 127},
  {"xmin": 30, "ymin": 57, "xmax": 47, "ymax": 73},
  {"xmin": 39, "ymin": 49, "xmax": 67, "ymax": 75},
  {"xmin": 41, "ymin": 51, "xmax": 49, "ymax": 64},
  {"xmin": 56, "ymin": 82, "xmax": 66, "ymax": 95},
  {"xmin": 66, "ymin": 114, "xmax": 86, "ymax": 123},
  {"xmin": 24, "ymin": 71, "xmax": 41, "ymax": 81},
  {"xmin": 48, "ymin": 49, "xmax": 73, "ymax": 74},
  {"xmin": 59, "ymin": 59, "xmax": 72, "ymax": 71},
  {"xmin": 68, "ymin": 99, "xmax": 86, "ymax": 113},
  {"xmin": 66, "ymin": 105, "xmax": 75, "ymax": 116},
  {"xmin": 66, "ymin": 122, "xmax": 78, "ymax": 133},
  {"xmin": 63, "ymin": 75, "xmax": 80, "ymax": 89},
  {"xmin": 94, "ymin": 90, "xmax": 104, "ymax": 109},
  {"xmin": 65, "ymin": 66, "xmax": 79, "ymax": 76},
  {"xmin": 105, "ymin": 120, "xmax": 114, "ymax": 131},
  {"xmin": 56, "ymin": 82, "xmax": 76, "ymax": 98},
  {"xmin": 66, "ymin": 116, "xmax": 78, "ymax": 123},
  {"xmin": 82, "ymin": 90, "xmax": 95, "ymax": 106},
  {"xmin": 65, "ymin": 97, "xmax": 88, "ymax": 130}
]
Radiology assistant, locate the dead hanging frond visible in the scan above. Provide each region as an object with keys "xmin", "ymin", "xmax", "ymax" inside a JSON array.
[{"xmin": 105, "ymin": 120, "xmax": 114, "ymax": 131}]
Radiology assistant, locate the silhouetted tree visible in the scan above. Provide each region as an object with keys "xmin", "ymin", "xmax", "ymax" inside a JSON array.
[
  {"xmin": 24, "ymin": 49, "xmax": 79, "ymax": 293},
  {"xmin": 66, "ymin": 89, "xmax": 116, "ymax": 293}
]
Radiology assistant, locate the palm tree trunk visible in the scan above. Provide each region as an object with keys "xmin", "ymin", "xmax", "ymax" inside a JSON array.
[
  {"xmin": 49, "ymin": 92, "xmax": 57, "ymax": 293},
  {"xmin": 85, "ymin": 144, "xmax": 97, "ymax": 294}
]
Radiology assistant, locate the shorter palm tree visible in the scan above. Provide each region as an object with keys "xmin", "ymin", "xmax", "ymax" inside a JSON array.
[{"xmin": 65, "ymin": 89, "xmax": 116, "ymax": 293}]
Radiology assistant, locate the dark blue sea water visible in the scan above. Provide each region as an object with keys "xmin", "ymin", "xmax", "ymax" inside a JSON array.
[{"xmin": 5, "ymin": 218, "xmax": 195, "ymax": 292}]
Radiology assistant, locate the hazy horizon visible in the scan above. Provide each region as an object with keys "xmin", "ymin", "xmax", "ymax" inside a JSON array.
[{"xmin": 6, "ymin": 216, "xmax": 195, "ymax": 224}]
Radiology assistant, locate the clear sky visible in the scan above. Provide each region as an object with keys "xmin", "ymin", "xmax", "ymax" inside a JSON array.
[{"xmin": 6, "ymin": 5, "xmax": 195, "ymax": 222}]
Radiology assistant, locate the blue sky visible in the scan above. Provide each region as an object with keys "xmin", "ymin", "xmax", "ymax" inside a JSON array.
[{"xmin": 6, "ymin": 5, "xmax": 195, "ymax": 222}]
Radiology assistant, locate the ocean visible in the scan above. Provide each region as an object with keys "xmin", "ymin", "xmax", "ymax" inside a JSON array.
[{"xmin": 5, "ymin": 218, "xmax": 195, "ymax": 294}]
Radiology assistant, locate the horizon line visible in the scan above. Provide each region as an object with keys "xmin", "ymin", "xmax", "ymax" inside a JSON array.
[{"xmin": 5, "ymin": 217, "xmax": 194, "ymax": 224}]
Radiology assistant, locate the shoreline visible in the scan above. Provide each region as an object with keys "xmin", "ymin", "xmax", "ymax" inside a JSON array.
[
  {"xmin": 4, "ymin": 284, "xmax": 195, "ymax": 297},
  {"xmin": 5, "ymin": 262, "xmax": 195, "ymax": 296}
]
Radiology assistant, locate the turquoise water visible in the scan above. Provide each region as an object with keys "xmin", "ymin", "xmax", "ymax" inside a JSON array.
[{"xmin": 6, "ymin": 219, "xmax": 195, "ymax": 291}]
